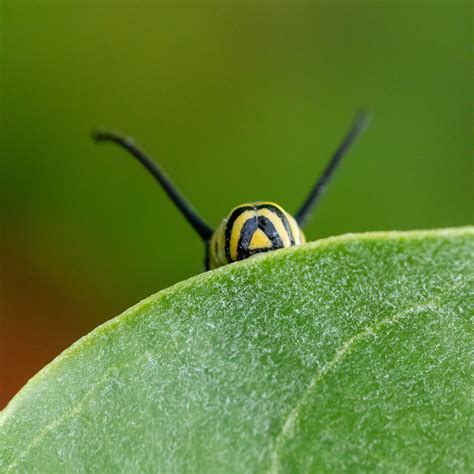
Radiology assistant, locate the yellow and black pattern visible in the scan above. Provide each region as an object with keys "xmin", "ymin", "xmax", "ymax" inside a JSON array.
[{"xmin": 207, "ymin": 202, "xmax": 305, "ymax": 269}]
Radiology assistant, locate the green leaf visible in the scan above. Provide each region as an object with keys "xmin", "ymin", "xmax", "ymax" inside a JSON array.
[{"xmin": 1, "ymin": 228, "xmax": 472, "ymax": 473}]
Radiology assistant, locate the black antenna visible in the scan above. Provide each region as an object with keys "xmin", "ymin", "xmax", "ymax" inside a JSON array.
[
  {"xmin": 92, "ymin": 131, "xmax": 214, "ymax": 241},
  {"xmin": 295, "ymin": 110, "xmax": 370, "ymax": 227}
]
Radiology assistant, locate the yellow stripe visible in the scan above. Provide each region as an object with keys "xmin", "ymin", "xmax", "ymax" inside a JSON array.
[
  {"xmin": 249, "ymin": 228, "xmax": 273, "ymax": 250},
  {"xmin": 287, "ymin": 213, "xmax": 305, "ymax": 244},
  {"xmin": 209, "ymin": 220, "xmax": 227, "ymax": 269}
]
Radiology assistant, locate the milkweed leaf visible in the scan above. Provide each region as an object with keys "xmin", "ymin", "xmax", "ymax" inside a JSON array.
[{"xmin": 1, "ymin": 228, "xmax": 472, "ymax": 473}]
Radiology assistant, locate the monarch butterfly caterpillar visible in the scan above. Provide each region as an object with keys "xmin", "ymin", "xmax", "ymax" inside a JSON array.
[{"xmin": 93, "ymin": 111, "xmax": 369, "ymax": 270}]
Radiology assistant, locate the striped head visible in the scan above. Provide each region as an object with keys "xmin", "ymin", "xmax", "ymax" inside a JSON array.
[{"xmin": 207, "ymin": 202, "xmax": 306, "ymax": 270}]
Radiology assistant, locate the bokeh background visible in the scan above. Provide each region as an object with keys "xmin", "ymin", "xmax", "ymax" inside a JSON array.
[{"xmin": 0, "ymin": 1, "xmax": 471, "ymax": 408}]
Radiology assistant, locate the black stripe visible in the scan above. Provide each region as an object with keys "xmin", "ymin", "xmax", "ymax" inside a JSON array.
[
  {"xmin": 257, "ymin": 216, "xmax": 284, "ymax": 249},
  {"xmin": 237, "ymin": 215, "xmax": 284, "ymax": 261},
  {"xmin": 224, "ymin": 206, "xmax": 253, "ymax": 263},
  {"xmin": 204, "ymin": 242, "xmax": 210, "ymax": 270},
  {"xmin": 256, "ymin": 204, "xmax": 295, "ymax": 245},
  {"xmin": 236, "ymin": 217, "xmax": 258, "ymax": 260}
]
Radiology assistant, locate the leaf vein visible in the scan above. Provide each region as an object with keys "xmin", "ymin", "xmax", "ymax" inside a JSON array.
[
  {"xmin": 267, "ymin": 299, "xmax": 440, "ymax": 474},
  {"xmin": 6, "ymin": 365, "xmax": 119, "ymax": 471}
]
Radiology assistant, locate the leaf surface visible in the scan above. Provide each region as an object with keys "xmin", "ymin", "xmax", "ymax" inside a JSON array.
[{"xmin": 1, "ymin": 228, "xmax": 472, "ymax": 473}]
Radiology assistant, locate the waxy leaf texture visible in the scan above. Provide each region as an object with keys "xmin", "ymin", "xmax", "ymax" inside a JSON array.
[{"xmin": 1, "ymin": 228, "xmax": 472, "ymax": 473}]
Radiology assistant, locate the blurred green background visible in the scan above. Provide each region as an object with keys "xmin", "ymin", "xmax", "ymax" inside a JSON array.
[{"xmin": 0, "ymin": 1, "xmax": 471, "ymax": 408}]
